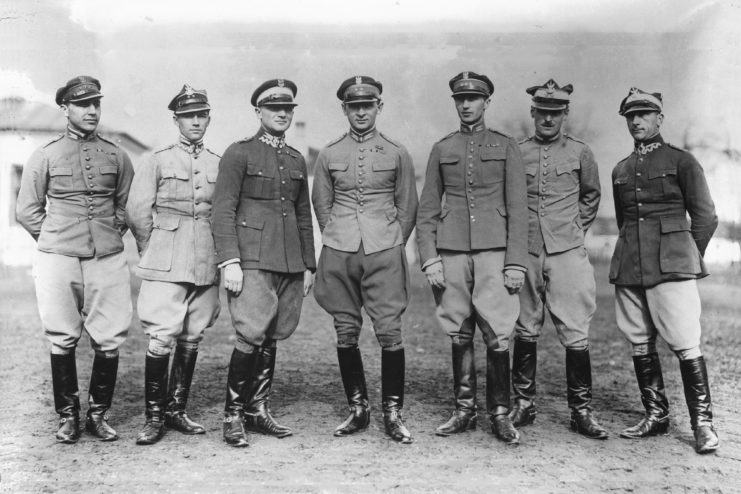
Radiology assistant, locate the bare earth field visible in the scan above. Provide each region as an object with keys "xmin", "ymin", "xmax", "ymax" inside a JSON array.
[{"xmin": 1, "ymin": 259, "xmax": 740, "ymax": 493}]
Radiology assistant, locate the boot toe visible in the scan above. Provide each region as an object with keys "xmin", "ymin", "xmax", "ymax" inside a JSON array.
[
  {"xmin": 492, "ymin": 415, "xmax": 520, "ymax": 445},
  {"xmin": 86, "ymin": 415, "xmax": 118, "ymax": 441},
  {"xmin": 694, "ymin": 425, "xmax": 719, "ymax": 454},
  {"xmin": 570, "ymin": 410, "xmax": 608, "ymax": 440},
  {"xmin": 435, "ymin": 411, "xmax": 476, "ymax": 436},
  {"xmin": 509, "ymin": 402, "xmax": 536, "ymax": 428},
  {"xmin": 619, "ymin": 415, "xmax": 669, "ymax": 439}
]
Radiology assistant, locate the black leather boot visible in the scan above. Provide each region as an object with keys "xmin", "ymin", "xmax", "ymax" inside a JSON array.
[
  {"xmin": 334, "ymin": 346, "xmax": 370, "ymax": 437},
  {"xmin": 382, "ymin": 348, "xmax": 412, "ymax": 444},
  {"xmin": 165, "ymin": 345, "xmax": 205, "ymax": 435},
  {"xmin": 223, "ymin": 348, "xmax": 257, "ymax": 447},
  {"xmin": 487, "ymin": 348, "xmax": 519, "ymax": 445},
  {"xmin": 566, "ymin": 348, "xmax": 608, "ymax": 440},
  {"xmin": 51, "ymin": 352, "xmax": 81, "ymax": 444},
  {"xmin": 679, "ymin": 356, "xmax": 719, "ymax": 454},
  {"xmin": 244, "ymin": 345, "xmax": 293, "ymax": 438},
  {"xmin": 620, "ymin": 353, "xmax": 670, "ymax": 439},
  {"xmin": 86, "ymin": 354, "xmax": 119, "ymax": 441},
  {"xmin": 136, "ymin": 353, "xmax": 169, "ymax": 445},
  {"xmin": 509, "ymin": 338, "xmax": 537, "ymax": 428},
  {"xmin": 436, "ymin": 341, "xmax": 477, "ymax": 436}
]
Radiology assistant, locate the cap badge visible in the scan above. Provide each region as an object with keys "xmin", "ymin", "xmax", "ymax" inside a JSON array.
[
  {"xmin": 277, "ymin": 79, "xmax": 285, "ymax": 87},
  {"xmin": 462, "ymin": 71, "xmax": 469, "ymax": 80},
  {"xmin": 355, "ymin": 76, "xmax": 363, "ymax": 85},
  {"xmin": 629, "ymin": 87, "xmax": 639, "ymax": 95},
  {"xmin": 184, "ymin": 85, "xmax": 194, "ymax": 96},
  {"xmin": 546, "ymin": 80, "xmax": 556, "ymax": 95}
]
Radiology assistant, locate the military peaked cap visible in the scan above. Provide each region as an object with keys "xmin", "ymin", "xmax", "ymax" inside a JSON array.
[
  {"xmin": 526, "ymin": 78, "xmax": 573, "ymax": 110},
  {"xmin": 337, "ymin": 75, "xmax": 383, "ymax": 103},
  {"xmin": 619, "ymin": 87, "xmax": 663, "ymax": 116},
  {"xmin": 251, "ymin": 79, "xmax": 298, "ymax": 107},
  {"xmin": 55, "ymin": 75, "xmax": 103, "ymax": 106},
  {"xmin": 449, "ymin": 71, "xmax": 494, "ymax": 98},
  {"xmin": 168, "ymin": 84, "xmax": 210, "ymax": 115}
]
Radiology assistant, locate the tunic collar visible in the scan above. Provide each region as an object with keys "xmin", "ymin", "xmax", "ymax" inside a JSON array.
[
  {"xmin": 177, "ymin": 134, "xmax": 204, "ymax": 155},
  {"xmin": 66, "ymin": 126, "xmax": 95, "ymax": 141},
  {"xmin": 634, "ymin": 133, "xmax": 664, "ymax": 155},
  {"xmin": 459, "ymin": 121, "xmax": 486, "ymax": 134},
  {"xmin": 258, "ymin": 128, "xmax": 286, "ymax": 148},
  {"xmin": 533, "ymin": 132, "xmax": 563, "ymax": 144},
  {"xmin": 350, "ymin": 127, "xmax": 377, "ymax": 143}
]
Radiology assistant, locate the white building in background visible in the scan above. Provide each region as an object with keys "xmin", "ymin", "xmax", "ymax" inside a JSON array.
[{"xmin": 0, "ymin": 96, "xmax": 150, "ymax": 268}]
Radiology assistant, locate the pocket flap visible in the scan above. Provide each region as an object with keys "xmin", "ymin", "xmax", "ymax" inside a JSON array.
[
  {"xmin": 481, "ymin": 150, "xmax": 507, "ymax": 161},
  {"xmin": 207, "ymin": 170, "xmax": 218, "ymax": 183},
  {"xmin": 613, "ymin": 176, "xmax": 628, "ymax": 185},
  {"xmin": 660, "ymin": 216, "xmax": 690, "ymax": 233},
  {"xmin": 525, "ymin": 163, "xmax": 538, "ymax": 176},
  {"xmin": 556, "ymin": 159, "xmax": 580, "ymax": 175},
  {"xmin": 440, "ymin": 156, "xmax": 459, "ymax": 165},
  {"xmin": 100, "ymin": 165, "xmax": 118, "ymax": 175},
  {"xmin": 497, "ymin": 206, "xmax": 508, "ymax": 217},
  {"xmin": 238, "ymin": 216, "xmax": 265, "ymax": 230},
  {"xmin": 154, "ymin": 214, "xmax": 180, "ymax": 231},
  {"xmin": 49, "ymin": 167, "xmax": 72, "ymax": 176},
  {"xmin": 289, "ymin": 169, "xmax": 305, "ymax": 180},
  {"xmin": 161, "ymin": 168, "xmax": 189, "ymax": 180},
  {"xmin": 328, "ymin": 162, "xmax": 349, "ymax": 172},
  {"xmin": 372, "ymin": 159, "xmax": 396, "ymax": 172},
  {"xmin": 247, "ymin": 162, "xmax": 275, "ymax": 178},
  {"xmin": 648, "ymin": 167, "xmax": 677, "ymax": 180}
]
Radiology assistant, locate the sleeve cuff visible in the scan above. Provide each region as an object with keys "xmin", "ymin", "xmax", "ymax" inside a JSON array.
[
  {"xmin": 421, "ymin": 256, "xmax": 442, "ymax": 271},
  {"xmin": 503, "ymin": 264, "xmax": 527, "ymax": 273},
  {"xmin": 218, "ymin": 258, "xmax": 240, "ymax": 269}
]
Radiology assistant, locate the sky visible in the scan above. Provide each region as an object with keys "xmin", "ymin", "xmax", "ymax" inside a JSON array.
[{"xmin": 1, "ymin": 0, "xmax": 740, "ymax": 217}]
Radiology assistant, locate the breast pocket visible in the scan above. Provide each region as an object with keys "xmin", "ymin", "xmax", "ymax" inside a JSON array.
[
  {"xmin": 371, "ymin": 159, "xmax": 396, "ymax": 188},
  {"xmin": 439, "ymin": 156, "xmax": 461, "ymax": 186},
  {"xmin": 288, "ymin": 169, "xmax": 305, "ymax": 200},
  {"xmin": 648, "ymin": 167, "xmax": 680, "ymax": 199},
  {"xmin": 160, "ymin": 168, "xmax": 190, "ymax": 198},
  {"xmin": 613, "ymin": 175, "xmax": 632, "ymax": 203},
  {"xmin": 236, "ymin": 216, "xmax": 264, "ymax": 261},
  {"xmin": 96, "ymin": 165, "xmax": 118, "ymax": 191},
  {"xmin": 245, "ymin": 162, "xmax": 275, "ymax": 199},
  {"xmin": 328, "ymin": 162, "xmax": 351, "ymax": 189},
  {"xmin": 480, "ymin": 149, "xmax": 506, "ymax": 184},
  {"xmin": 48, "ymin": 167, "xmax": 74, "ymax": 193},
  {"xmin": 554, "ymin": 158, "xmax": 580, "ymax": 193}
]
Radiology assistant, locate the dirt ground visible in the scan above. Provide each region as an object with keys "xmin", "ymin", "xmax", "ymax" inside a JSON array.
[{"xmin": 1, "ymin": 255, "xmax": 740, "ymax": 493}]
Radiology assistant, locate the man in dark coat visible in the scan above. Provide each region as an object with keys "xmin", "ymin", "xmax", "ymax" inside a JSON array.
[
  {"xmin": 610, "ymin": 87, "xmax": 719, "ymax": 454},
  {"xmin": 211, "ymin": 79, "xmax": 315, "ymax": 447}
]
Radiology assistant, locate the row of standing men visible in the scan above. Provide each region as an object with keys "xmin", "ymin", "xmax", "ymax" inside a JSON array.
[{"xmin": 15, "ymin": 72, "xmax": 719, "ymax": 454}]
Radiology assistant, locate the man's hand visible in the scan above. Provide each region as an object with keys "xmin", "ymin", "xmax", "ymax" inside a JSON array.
[
  {"xmin": 503, "ymin": 269, "xmax": 525, "ymax": 294},
  {"xmin": 223, "ymin": 263, "xmax": 243, "ymax": 295},
  {"xmin": 424, "ymin": 262, "xmax": 446, "ymax": 289},
  {"xmin": 303, "ymin": 269, "xmax": 315, "ymax": 296}
]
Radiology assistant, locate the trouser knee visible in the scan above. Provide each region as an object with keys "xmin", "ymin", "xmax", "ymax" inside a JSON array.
[
  {"xmin": 148, "ymin": 338, "xmax": 174, "ymax": 356},
  {"xmin": 675, "ymin": 346, "xmax": 702, "ymax": 360}
]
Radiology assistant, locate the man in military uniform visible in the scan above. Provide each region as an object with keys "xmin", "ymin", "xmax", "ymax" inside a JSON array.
[
  {"xmin": 508, "ymin": 79, "xmax": 607, "ymax": 440},
  {"xmin": 16, "ymin": 75, "xmax": 134, "ymax": 443},
  {"xmin": 611, "ymin": 88, "xmax": 719, "ymax": 454},
  {"xmin": 312, "ymin": 76, "xmax": 418, "ymax": 444},
  {"xmin": 126, "ymin": 85, "xmax": 221, "ymax": 445},
  {"xmin": 212, "ymin": 79, "xmax": 315, "ymax": 448},
  {"xmin": 416, "ymin": 71, "xmax": 527, "ymax": 445}
]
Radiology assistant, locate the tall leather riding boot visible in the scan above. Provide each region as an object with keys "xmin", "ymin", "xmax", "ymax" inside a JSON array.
[
  {"xmin": 436, "ymin": 341, "xmax": 477, "ymax": 436},
  {"xmin": 509, "ymin": 338, "xmax": 537, "ymax": 427},
  {"xmin": 679, "ymin": 356, "xmax": 719, "ymax": 454},
  {"xmin": 165, "ymin": 345, "xmax": 205, "ymax": 435},
  {"xmin": 620, "ymin": 353, "xmax": 670, "ymax": 439},
  {"xmin": 566, "ymin": 347, "xmax": 608, "ymax": 439},
  {"xmin": 486, "ymin": 348, "xmax": 519, "ymax": 445},
  {"xmin": 334, "ymin": 346, "xmax": 370, "ymax": 436},
  {"xmin": 136, "ymin": 353, "xmax": 170, "ymax": 445},
  {"xmin": 244, "ymin": 345, "xmax": 293, "ymax": 438},
  {"xmin": 86, "ymin": 354, "xmax": 119, "ymax": 441},
  {"xmin": 382, "ymin": 348, "xmax": 412, "ymax": 444},
  {"xmin": 51, "ymin": 351, "xmax": 81, "ymax": 444},
  {"xmin": 223, "ymin": 348, "xmax": 257, "ymax": 447}
]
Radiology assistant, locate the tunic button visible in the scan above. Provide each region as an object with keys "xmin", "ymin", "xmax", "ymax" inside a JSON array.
[
  {"xmin": 283, "ymin": 213, "xmax": 287, "ymax": 217},
  {"xmin": 278, "ymin": 150, "xmax": 282, "ymax": 154},
  {"xmin": 83, "ymin": 147, "xmax": 89, "ymax": 151},
  {"xmin": 281, "ymin": 180, "xmax": 285, "ymax": 184},
  {"xmin": 194, "ymin": 215, "xmax": 199, "ymax": 220},
  {"xmin": 359, "ymin": 148, "xmax": 365, "ymax": 152},
  {"xmin": 89, "ymin": 183, "xmax": 95, "ymax": 187},
  {"xmin": 542, "ymin": 180, "xmax": 546, "ymax": 184},
  {"xmin": 470, "ymin": 141, "xmax": 474, "ymax": 144},
  {"xmin": 359, "ymin": 202, "xmax": 364, "ymax": 206},
  {"xmin": 194, "ymin": 169, "xmax": 200, "ymax": 174},
  {"xmin": 280, "ymin": 166, "xmax": 284, "ymax": 170},
  {"xmin": 638, "ymin": 158, "xmax": 643, "ymax": 163},
  {"xmin": 87, "ymin": 197, "xmax": 93, "ymax": 202},
  {"xmin": 88, "ymin": 215, "xmax": 93, "ymax": 220},
  {"xmin": 639, "ymin": 217, "xmax": 645, "ymax": 221},
  {"xmin": 544, "ymin": 163, "xmax": 548, "ymax": 167},
  {"xmin": 195, "ymin": 201, "xmax": 200, "ymax": 205},
  {"xmin": 86, "ymin": 165, "xmax": 91, "ymax": 170},
  {"xmin": 88, "ymin": 205, "xmax": 94, "ymax": 210},
  {"xmin": 637, "ymin": 203, "xmax": 642, "ymax": 207},
  {"xmin": 281, "ymin": 196, "xmax": 285, "ymax": 201},
  {"xmin": 467, "ymin": 171, "xmax": 472, "ymax": 176},
  {"xmin": 359, "ymin": 156, "xmax": 365, "ymax": 160},
  {"xmin": 540, "ymin": 212, "xmax": 545, "ymax": 217},
  {"xmin": 544, "ymin": 155, "xmax": 549, "ymax": 159},
  {"xmin": 636, "ymin": 172, "xmax": 642, "ymax": 177},
  {"xmin": 470, "ymin": 204, "xmax": 475, "ymax": 208},
  {"xmin": 636, "ymin": 188, "xmax": 641, "ymax": 192},
  {"xmin": 194, "ymin": 155, "xmax": 198, "ymax": 160},
  {"xmin": 258, "ymin": 171, "xmax": 262, "ymax": 175},
  {"xmin": 242, "ymin": 221, "xmax": 247, "ymax": 226},
  {"xmin": 469, "ymin": 180, "xmax": 473, "ymax": 184},
  {"xmin": 358, "ymin": 179, "xmax": 363, "ymax": 184},
  {"xmin": 88, "ymin": 191, "xmax": 93, "ymax": 195},
  {"xmin": 359, "ymin": 188, "xmax": 364, "ymax": 192},
  {"xmin": 359, "ymin": 209, "xmax": 364, "ymax": 213},
  {"xmin": 468, "ymin": 155, "xmax": 473, "ymax": 159},
  {"xmin": 195, "ymin": 185, "xmax": 201, "ymax": 189},
  {"xmin": 88, "ymin": 174, "xmax": 93, "ymax": 179},
  {"xmin": 469, "ymin": 163, "xmax": 473, "ymax": 168},
  {"xmin": 85, "ymin": 157, "xmax": 91, "ymax": 161},
  {"xmin": 540, "ymin": 204, "xmax": 545, "ymax": 209},
  {"xmin": 542, "ymin": 171, "xmax": 547, "ymax": 175},
  {"xmin": 358, "ymin": 163, "xmax": 364, "ymax": 167},
  {"xmin": 470, "ymin": 215, "xmax": 474, "ymax": 219}
]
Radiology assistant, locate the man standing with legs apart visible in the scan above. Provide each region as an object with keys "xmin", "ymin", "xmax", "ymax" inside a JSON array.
[
  {"xmin": 127, "ymin": 85, "xmax": 221, "ymax": 445},
  {"xmin": 509, "ymin": 79, "xmax": 608, "ymax": 440},
  {"xmin": 212, "ymin": 79, "xmax": 315, "ymax": 448},
  {"xmin": 611, "ymin": 87, "xmax": 719, "ymax": 454},
  {"xmin": 313, "ymin": 76, "xmax": 418, "ymax": 444},
  {"xmin": 16, "ymin": 76, "xmax": 134, "ymax": 443},
  {"xmin": 416, "ymin": 71, "xmax": 527, "ymax": 445}
]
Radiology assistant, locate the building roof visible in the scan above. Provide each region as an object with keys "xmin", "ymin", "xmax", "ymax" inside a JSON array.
[{"xmin": 0, "ymin": 97, "xmax": 149, "ymax": 154}]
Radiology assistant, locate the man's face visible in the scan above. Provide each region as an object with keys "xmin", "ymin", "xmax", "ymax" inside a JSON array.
[
  {"xmin": 174, "ymin": 111, "xmax": 211, "ymax": 142},
  {"xmin": 454, "ymin": 95, "xmax": 489, "ymax": 125},
  {"xmin": 256, "ymin": 105, "xmax": 294, "ymax": 135},
  {"xmin": 625, "ymin": 110, "xmax": 663, "ymax": 142},
  {"xmin": 531, "ymin": 107, "xmax": 567, "ymax": 140},
  {"xmin": 342, "ymin": 101, "xmax": 382, "ymax": 133},
  {"xmin": 64, "ymin": 99, "xmax": 101, "ymax": 133}
]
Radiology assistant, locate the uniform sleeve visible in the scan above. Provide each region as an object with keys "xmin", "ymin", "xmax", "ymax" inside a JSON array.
[
  {"xmin": 125, "ymin": 153, "xmax": 158, "ymax": 254},
  {"xmin": 211, "ymin": 143, "xmax": 247, "ymax": 264},
  {"xmin": 678, "ymin": 152, "xmax": 718, "ymax": 256},
  {"xmin": 114, "ymin": 150, "xmax": 135, "ymax": 236},
  {"xmin": 295, "ymin": 154, "xmax": 316, "ymax": 271},
  {"xmin": 311, "ymin": 149, "xmax": 334, "ymax": 232},
  {"xmin": 15, "ymin": 147, "xmax": 49, "ymax": 241},
  {"xmin": 578, "ymin": 144, "xmax": 601, "ymax": 232},
  {"xmin": 395, "ymin": 146, "xmax": 419, "ymax": 244},
  {"xmin": 612, "ymin": 167, "xmax": 624, "ymax": 231},
  {"xmin": 415, "ymin": 143, "xmax": 443, "ymax": 266},
  {"xmin": 503, "ymin": 139, "xmax": 528, "ymax": 269}
]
